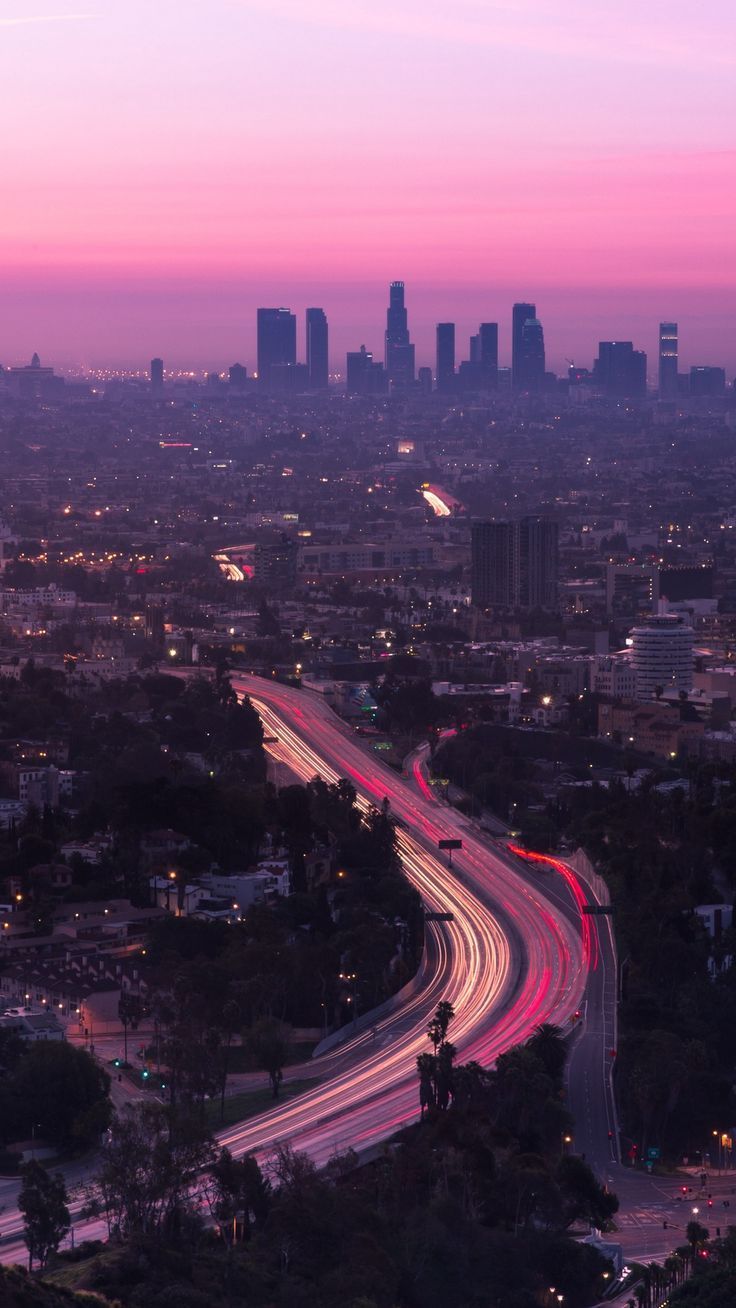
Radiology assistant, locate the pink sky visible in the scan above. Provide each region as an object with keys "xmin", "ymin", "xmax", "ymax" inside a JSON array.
[{"xmin": 1, "ymin": 0, "xmax": 734, "ymax": 373}]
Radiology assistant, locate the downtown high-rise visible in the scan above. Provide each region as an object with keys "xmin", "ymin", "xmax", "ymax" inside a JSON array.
[
  {"xmin": 471, "ymin": 516, "xmax": 559, "ymax": 610},
  {"xmin": 436, "ymin": 323, "xmax": 455, "ymax": 393},
  {"xmin": 306, "ymin": 308, "xmax": 329, "ymax": 390},
  {"xmin": 385, "ymin": 281, "xmax": 415, "ymax": 389},
  {"xmin": 257, "ymin": 307, "xmax": 297, "ymax": 391},
  {"xmin": 658, "ymin": 322, "xmax": 678, "ymax": 398}
]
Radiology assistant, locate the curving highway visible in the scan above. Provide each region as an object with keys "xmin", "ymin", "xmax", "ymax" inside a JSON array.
[
  {"xmin": 0, "ymin": 673, "xmax": 591, "ymax": 1260},
  {"xmin": 216, "ymin": 674, "xmax": 589, "ymax": 1165}
]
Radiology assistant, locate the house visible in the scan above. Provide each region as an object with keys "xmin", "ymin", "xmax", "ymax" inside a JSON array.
[{"xmin": 0, "ymin": 1007, "xmax": 64, "ymax": 1041}]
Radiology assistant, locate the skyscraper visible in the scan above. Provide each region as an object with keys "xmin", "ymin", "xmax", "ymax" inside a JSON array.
[
  {"xmin": 658, "ymin": 322, "xmax": 678, "ymax": 398},
  {"xmin": 346, "ymin": 345, "xmax": 387, "ymax": 395},
  {"xmin": 689, "ymin": 366, "xmax": 726, "ymax": 396},
  {"xmin": 471, "ymin": 516, "xmax": 558, "ymax": 610},
  {"xmin": 256, "ymin": 308, "xmax": 296, "ymax": 391},
  {"xmin": 385, "ymin": 281, "xmax": 415, "ymax": 389},
  {"xmin": 306, "ymin": 307, "xmax": 329, "ymax": 390},
  {"xmin": 436, "ymin": 323, "xmax": 455, "ymax": 392},
  {"xmin": 518, "ymin": 317, "xmax": 545, "ymax": 391},
  {"xmin": 512, "ymin": 302, "xmax": 535, "ymax": 388},
  {"xmin": 478, "ymin": 322, "xmax": 498, "ymax": 388},
  {"xmin": 594, "ymin": 341, "xmax": 647, "ymax": 397},
  {"xmin": 150, "ymin": 357, "xmax": 164, "ymax": 392}
]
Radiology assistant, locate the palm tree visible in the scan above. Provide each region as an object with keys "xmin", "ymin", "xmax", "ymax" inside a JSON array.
[{"xmin": 417, "ymin": 1053, "xmax": 436, "ymax": 1118}]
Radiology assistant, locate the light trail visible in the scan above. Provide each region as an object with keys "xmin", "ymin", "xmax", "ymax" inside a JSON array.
[
  {"xmin": 422, "ymin": 488, "xmax": 452, "ymax": 517},
  {"xmin": 213, "ymin": 552, "xmax": 245, "ymax": 582},
  {"xmin": 215, "ymin": 676, "xmax": 587, "ymax": 1166},
  {"xmin": 0, "ymin": 676, "xmax": 589, "ymax": 1260}
]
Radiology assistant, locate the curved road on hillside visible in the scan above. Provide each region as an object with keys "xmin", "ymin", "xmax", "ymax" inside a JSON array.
[
  {"xmin": 0, "ymin": 674, "xmax": 591, "ymax": 1260},
  {"xmin": 217, "ymin": 675, "xmax": 589, "ymax": 1162}
]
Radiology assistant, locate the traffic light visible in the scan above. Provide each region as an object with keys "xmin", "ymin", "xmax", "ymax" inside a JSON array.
[
  {"xmin": 113, "ymin": 1058, "xmax": 121, "ymax": 1068},
  {"xmin": 142, "ymin": 1068, "xmax": 149, "ymax": 1080}
]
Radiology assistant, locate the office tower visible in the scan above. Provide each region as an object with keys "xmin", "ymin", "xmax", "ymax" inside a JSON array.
[
  {"xmin": 630, "ymin": 613, "xmax": 694, "ymax": 700},
  {"xmin": 270, "ymin": 362, "xmax": 309, "ymax": 395},
  {"xmin": 228, "ymin": 362, "xmax": 248, "ymax": 390},
  {"xmin": 471, "ymin": 516, "xmax": 558, "ymax": 610},
  {"xmin": 436, "ymin": 323, "xmax": 455, "ymax": 392},
  {"xmin": 512, "ymin": 302, "xmax": 535, "ymax": 388},
  {"xmin": 256, "ymin": 307, "xmax": 296, "ymax": 391},
  {"xmin": 346, "ymin": 345, "xmax": 387, "ymax": 396},
  {"xmin": 385, "ymin": 281, "xmax": 415, "ymax": 389},
  {"xmin": 306, "ymin": 307, "xmax": 329, "ymax": 390},
  {"xmin": 594, "ymin": 341, "xmax": 647, "ymax": 397},
  {"xmin": 253, "ymin": 532, "xmax": 298, "ymax": 592},
  {"xmin": 150, "ymin": 357, "xmax": 164, "ymax": 392},
  {"xmin": 518, "ymin": 317, "xmax": 545, "ymax": 391},
  {"xmin": 690, "ymin": 366, "xmax": 726, "ymax": 397},
  {"xmin": 471, "ymin": 522, "xmax": 515, "ymax": 607},
  {"xmin": 518, "ymin": 515, "xmax": 558, "ymax": 608},
  {"xmin": 469, "ymin": 333, "xmax": 481, "ymax": 364},
  {"xmin": 658, "ymin": 322, "xmax": 678, "ymax": 398},
  {"xmin": 479, "ymin": 322, "xmax": 498, "ymax": 388},
  {"xmin": 417, "ymin": 366, "xmax": 432, "ymax": 394}
]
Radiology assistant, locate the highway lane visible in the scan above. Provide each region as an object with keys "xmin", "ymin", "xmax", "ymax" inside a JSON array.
[
  {"xmin": 405, "ymin": 738, "xmax": 620, "ymax": 1175},
  {"xmin": 0, "ymin": 673, "xmax": 588, "ymax": 1260},
  {"xmin": 216, "ymin": 675, "xmax": 587, "ymax": 1159}
]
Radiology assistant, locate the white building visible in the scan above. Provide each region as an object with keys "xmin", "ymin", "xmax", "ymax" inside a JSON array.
[
  {"xmin": 0, "ymin": 1007, "xmax": 64, "ymax": 1041},
  {"xmin": 630, "ymin": 613, "xmax": 694, "ymax": 702},
  {"xmin": 593, "ymin": 654, "xmax": 637, "ymax": 700}
]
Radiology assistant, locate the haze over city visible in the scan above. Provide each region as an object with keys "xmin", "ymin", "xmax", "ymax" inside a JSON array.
[
  {"xmin": 2, "ymin": 4, "xmax": 736, "ymax": 1307},
  {"xmin": 2, "ymin": 0, "xmax": 735, "ymax": 371}
]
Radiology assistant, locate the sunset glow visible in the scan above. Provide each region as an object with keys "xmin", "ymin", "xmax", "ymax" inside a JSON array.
[{"xmin": 1, "ymin": 0, "xmax": 734, "ymax": 369}]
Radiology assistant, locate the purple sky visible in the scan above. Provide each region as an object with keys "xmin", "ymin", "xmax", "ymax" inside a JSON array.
[{"xmin": 1, "ymin": 1, "xmax": 734, "ymax": 374}]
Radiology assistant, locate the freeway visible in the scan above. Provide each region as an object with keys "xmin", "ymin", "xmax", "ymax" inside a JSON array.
[
  {"xmin": 0, "ymin": 673, "xmax": 590, "ymax": 1261},
  {"xmin": 216, "ymin": 675, "xmax": 588, "ymax": 1161},
  {"xmin": 405, "ymin": 738, "xmax": 619, "ymax": 1177}
]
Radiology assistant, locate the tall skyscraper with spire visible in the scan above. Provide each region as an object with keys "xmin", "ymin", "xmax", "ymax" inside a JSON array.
[{"xmin": 385, "ymin": 281, "xmax": 415, "ymax": 389}]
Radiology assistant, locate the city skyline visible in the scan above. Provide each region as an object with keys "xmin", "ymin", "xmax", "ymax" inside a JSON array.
[
  {"xmin": 1, "ymin": 0, "xmax": 734, "ymax": 370},
  {"xmin": 4, "ymin": 288, "xmax": 734, "ymax": 383}
]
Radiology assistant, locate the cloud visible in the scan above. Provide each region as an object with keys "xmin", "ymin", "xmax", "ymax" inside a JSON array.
[{"xmin": 0, "ymin": 13, "xmax": 94, "ymax": 27}]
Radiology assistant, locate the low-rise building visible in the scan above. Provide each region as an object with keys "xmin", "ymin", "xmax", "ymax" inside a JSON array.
[{"xmin": 0, "ymin": 1007, "xmax": 64, "ymax": 1041}]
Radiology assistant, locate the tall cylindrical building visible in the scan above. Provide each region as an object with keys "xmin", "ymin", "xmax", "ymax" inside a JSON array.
[{"xmin": 630, "ymin": 613, "xmax": 694, "ymax": 701}]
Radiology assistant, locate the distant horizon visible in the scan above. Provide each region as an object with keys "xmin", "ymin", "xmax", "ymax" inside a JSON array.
[
  {"xmin": 2, "ymin": 279, "xmax": 734, "ymax": 379},
  {"xmin": 1, "ymin": 2, "xmax": 734, "ymax": 375}
]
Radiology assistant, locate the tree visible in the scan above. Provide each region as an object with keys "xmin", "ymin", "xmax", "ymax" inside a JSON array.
[
  {"xmin": 249, "ymin": 1019, "xmax": 290, "ymax": 1098},
  {"xmin": 87, "ymin": 1102, "xmax": 214, "ymax": 1242},
  {"xmin": 18, "ymin": 1159, "xmax": 70, "ymax": 1270},
  {"xmin": 205, "ymin": 1147, "xmax": 270, "ymax": 1245},
  {"xmin": 118, "ymin": 991, "xmax": 145, "ymax": 1066},
  {"xmin": 417, "ymin": 1052, "xmax": 436, "ymax": 1118},
  {"xmin": 2, "ymin": 1042, "xmax": 111, "ymax": 1148},
  {"xmin": 527, "ymin": 1023, "xmax": 567, "ymax": 1083},
  {"xmin": 687, "ymin": 1219, "xmax": 710, "ymax": 1253},
  {"xmin": 556, "ymin": 1154, "xmax": 619, "ymax": 1229}
]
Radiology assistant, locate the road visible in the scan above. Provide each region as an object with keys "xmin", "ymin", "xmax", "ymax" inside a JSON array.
[
  {"xmin": 216, "ymin": 676, "xmax": 587, "ymax": 1160},
  {"xmin": 0, "ymin": 674, "xmax": 590, "ymax": 1262},
  {"xmin": 404, "ymin": 734, "xmax": 712, "ymax": 1279}
]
